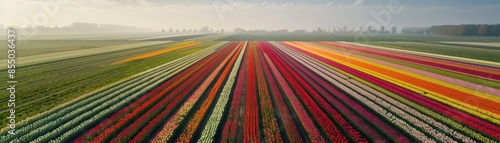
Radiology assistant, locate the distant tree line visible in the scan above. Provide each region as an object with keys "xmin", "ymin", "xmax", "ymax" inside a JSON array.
[
  {"xmin": 429, "ymin": 24, "xmax": 500, "ymax": 37},
  {"xmin": 234, "ymin": 28, "xmax": 292, "ymax": 33},
  {"xmin": 233, "ymin": 26, "xmax": 398, "ymax": 34},
  {"xmin": 401, "ymin": 27, "xmax": 430, "ymax": 35}
]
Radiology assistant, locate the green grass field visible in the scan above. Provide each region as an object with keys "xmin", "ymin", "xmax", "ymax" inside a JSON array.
[{"xmin": 0, "ymin": 40, "xmax": 218, "ymax": 125}]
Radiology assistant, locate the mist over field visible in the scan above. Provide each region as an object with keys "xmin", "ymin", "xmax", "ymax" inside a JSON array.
[{"xmin": 2, "ymin": 0, "xmax": 499, "ymax": 31}]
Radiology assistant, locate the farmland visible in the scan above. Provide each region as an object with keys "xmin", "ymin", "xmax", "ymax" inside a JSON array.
[
  {"xmin": 1, "ymin": 33, "xmax": 500, "ymax": 142},
  {"xmin": 217, "ymin": 33, "xmax": 500, "ymax": 42},
  {"xmin": 0, "ymin": 35, "xmax": 219, "ymax": 126}
]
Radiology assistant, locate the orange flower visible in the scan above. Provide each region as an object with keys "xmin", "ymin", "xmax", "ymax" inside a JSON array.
[{"xmin": 114, "ymin": 41, "xmax": 201, "ymax": 64}]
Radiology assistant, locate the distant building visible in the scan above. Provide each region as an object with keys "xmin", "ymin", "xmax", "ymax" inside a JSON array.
[
  {"xmin": 401, "ymin": 27, "xmax": 430, "ymax": 35},
  {"xmin": 392, "ymin": 27, "xmax": 397, "ymax": 34}
]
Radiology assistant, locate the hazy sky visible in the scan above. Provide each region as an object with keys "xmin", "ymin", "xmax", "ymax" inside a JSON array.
[{"xmin": 1, "ymin": 0, "xmax": 499, "ymax": 31}]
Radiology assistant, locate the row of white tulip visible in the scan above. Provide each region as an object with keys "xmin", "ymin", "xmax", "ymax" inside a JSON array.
[
  {"xmin": 152, "ymin": 44, "xmax": 241, "ymax": 142},
  {"xmin": 292, "ymin": 44, "xmax": 472, "ymax": 142},
  {"xmin": 340, "ymin": 42, "xmax": 500, "ymax": 70},
  {"xmin": 1, "ymin": 42, "xmax": 227, "ymax": 143},
  {"xmin": 197, "ymin": 42, "xmax": 247, "ymax": 143},
  {"xmin": 355, "ymin": 80, "xmax": 474, "ymax": 142},
  {"xmin": 271, "ymin": 42, "xmax": 435, "ymax": 142},
  {"xmin": 310, "ymin": 44, "xmax": 476, "ymax": 142},
  {"xmin": 289, "ymin": 42, "xmax": 498, "ymax": 142},
  {"xmin": 334, "ymin": 43, "xmax": 500, "ymax": 121}
]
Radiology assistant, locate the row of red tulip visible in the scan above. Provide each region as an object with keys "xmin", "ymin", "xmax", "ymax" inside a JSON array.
[
  {"xmin": 112, "ymin": 43, "xmax": 236, "ymax": 143},
  {"xmin": 243, "ymin": 42, "xmax": 262, "ymax": 143},
  {"xmin": 176, "ymin": 42, "xmax": 243, "ymax": 142},
  {"xmin": 266, "ymin": 42, "xmax": 371, "ymax": 142},
  {"xmin": 319, "ymin": 42, "xmax": 500, "ymax": 81},
  {"xmin": 328, "ymin": 45, "xmax": 500, "ymax": 96},
  {"xmin": 197, "ymin": 42, "xmax": 247, "ymax": 143},
  {"xmin": 318, "ymin": 42, "xmax": 500, "ymax": 120},
  {"xmin": 61, "ymin": 41, "xmax": 500, "ymax": 142},
  {"xmin": 311, "ymin": 44, "xmax": 479, "ymax": 142},
  {"xmin": 263, "ymin": 52, "xmax": 327, "ymax": 142},
  {"xmin": 263, "ymin": 43, "xmax": 354, "ymax": 142},
  {"xmin": 271, "ymin": 41, "xmax": 389, "ymax": 142}
]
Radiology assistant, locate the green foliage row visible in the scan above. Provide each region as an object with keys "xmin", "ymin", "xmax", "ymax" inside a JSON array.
[{"xmin": 0, "ymin": 41, "xmax": 217, "ymax": 126}]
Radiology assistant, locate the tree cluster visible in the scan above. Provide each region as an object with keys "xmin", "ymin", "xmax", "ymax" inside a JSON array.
[{"xmin": 430, "ymin": 24, "xmax": 500, "ymax": 37}]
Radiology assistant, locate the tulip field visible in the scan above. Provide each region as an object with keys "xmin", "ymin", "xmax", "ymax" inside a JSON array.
[{"xmin": 2, "ymin": 37, "xmax": 500, "ymax": 142}]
